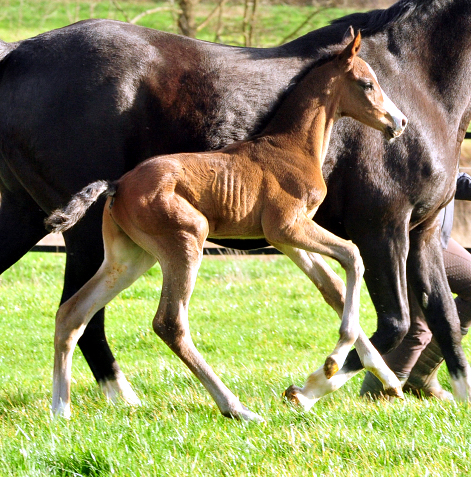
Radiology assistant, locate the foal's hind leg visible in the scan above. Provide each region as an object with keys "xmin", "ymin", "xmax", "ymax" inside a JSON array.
[
  {"xmin": 52, "ymin": 218, "xmax": 156, "ymax": 418},
  {"xmin": 278, "ymin": 247, "xmax": 403, "ymax": 408},
  {"xmin": 151, "ymin": 236, "xmax": 264, "ymax": 422},
  {"xmin": 61, "ymin": 204, "xmax": 136, "ymax": 404}
]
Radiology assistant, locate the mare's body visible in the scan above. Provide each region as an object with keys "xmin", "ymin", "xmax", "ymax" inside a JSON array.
[{"xmin": 1, "ymin": 0, "xmax": 471, "ymax": 399}]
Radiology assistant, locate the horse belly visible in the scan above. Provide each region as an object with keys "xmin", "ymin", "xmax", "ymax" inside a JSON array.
[{"xmin": 208, "ymin": 216, "xmax": 264, "ymax": 239}]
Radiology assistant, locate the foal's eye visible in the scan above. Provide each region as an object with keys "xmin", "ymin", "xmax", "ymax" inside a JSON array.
[{"xmin": 360, "ymin": 81, "xmax": 374, "ymax": 92}]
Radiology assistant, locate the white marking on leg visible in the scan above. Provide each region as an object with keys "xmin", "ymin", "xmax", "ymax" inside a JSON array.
[
  {"xmin": 52, "ymin": 399, "xmax": 71, "ymax": 420},
  {"xmin": 324, "ymin": 244, "xmax": 363, "ymax": 375},
  {"xmin": 450, "ymin": 363, "xmax": 471, "ymax": 401},
  {"xmin": 51, "ymin": 240, "xmax": 156, "ymax": 418},
  {"xmin": 99, "ymin": 371, "xmax": 141, "ymax": 405},
  {"xmin": 292, "ymin": 366, "xmax": 360, "ymax": 411},
  {"xmin": 355, "ymin": 329, "xmax": 403, "ymax": 397},
  {"xmin": 274, "ymin": 247, "xmax": 403, "ymax": 403}
]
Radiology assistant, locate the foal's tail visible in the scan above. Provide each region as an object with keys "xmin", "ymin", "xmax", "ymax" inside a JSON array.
[{"xmin": 45, "ymin": 180, "xmax": 117, "ymax": 233}]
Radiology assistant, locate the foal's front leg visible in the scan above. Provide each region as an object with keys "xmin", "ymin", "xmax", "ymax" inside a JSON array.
[
  {"xmin": 277, "ymin": 247, "xmax": 403, "ymax": 407},
  {"xmin": 267, "ymin": 216, "xmax": 363, "ymax": 378}
]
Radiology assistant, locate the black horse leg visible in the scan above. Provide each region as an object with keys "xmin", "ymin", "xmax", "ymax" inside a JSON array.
[
  {"xmin": 0, "ymin": 189, "xmax": 48, "ymax": 272},
  {"xmin": 61, "ymin": 202, "xmax": 140, "ymax": 405},
  {"xmin": 407, "ymin": 223, "xmax": 470, "ymax": 399},
  {"xmin": 340, "ymin": 225, "xmax": 411, "ymax": 375}
]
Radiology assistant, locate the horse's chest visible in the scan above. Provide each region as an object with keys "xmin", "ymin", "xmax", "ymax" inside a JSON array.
[{"xmin": 276, "ymin": 166, "xmax": 326, "ymax": 212}]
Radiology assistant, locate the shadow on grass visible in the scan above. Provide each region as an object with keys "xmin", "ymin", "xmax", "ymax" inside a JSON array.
[
  {"xmin": 0, "ymin": 389, "xmax": 40, "ymax": 414},
  {"xmin": 43, "ymin": 450, "xmax": 112, "ymax": 477}
]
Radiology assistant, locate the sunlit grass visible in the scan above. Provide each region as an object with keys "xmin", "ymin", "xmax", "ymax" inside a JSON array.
[{"xmin": 1, "ymin": 252, "xmax": 471, "ymax": 476}]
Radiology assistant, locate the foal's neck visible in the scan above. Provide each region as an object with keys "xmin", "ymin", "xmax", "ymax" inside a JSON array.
[{"xmin": 260, "ymin": 62, "xmax": 340, "ymax": 167}]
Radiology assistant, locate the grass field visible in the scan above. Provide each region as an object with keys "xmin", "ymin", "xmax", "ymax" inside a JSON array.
[{"xmin": 1, "ymin": 252, "xmax": 471, "ymax": 476}]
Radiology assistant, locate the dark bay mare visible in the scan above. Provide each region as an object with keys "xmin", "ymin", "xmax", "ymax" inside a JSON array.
[
  {"xmin": 1, "ymin": 0, "xmax": 471, "ymax": 406},
  {"xmin": 45, "ymin": 34, "xmax": 406, "ymax": 420}
]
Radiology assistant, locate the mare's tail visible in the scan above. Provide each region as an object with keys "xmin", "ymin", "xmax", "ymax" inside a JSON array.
[{"xmin": 45, "ymin": 180, "xmax": 117, "ymax": 233}]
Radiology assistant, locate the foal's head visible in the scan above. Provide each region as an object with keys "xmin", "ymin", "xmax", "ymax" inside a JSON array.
[{"xmin": 334, "ymin": 30, "xmax": 407, "ymax": 141}]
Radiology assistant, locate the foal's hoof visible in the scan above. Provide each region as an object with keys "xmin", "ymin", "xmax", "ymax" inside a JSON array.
[
  {"xmin": 384, "ymin": 385, "xmax": 404, "ymax": 400},
  {"xmin": 283, "ymin": 385, "xmax": 316, "ymax": 411},
  {"xmin": 283, "ymin": 384, "xmax": 303, "ymax": 405},
  {"xmin": 238, "ymin": 408, "xmax": 265, "ymax": 423},
  {"xmin": 324, "ymin": 357, "xmax": 339, "ymax": 379},
  {"xmin": 51, "ymin": 402, "xmax": 71, "ymax": 420}
]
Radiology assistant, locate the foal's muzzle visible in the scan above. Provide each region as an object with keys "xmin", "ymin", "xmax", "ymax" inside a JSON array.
[
  {"xmin": 383, "ymin": 93, "xmax": 408, "ymax": 141},
  {"xmin": 385, "ymin": 118, "xmax": 407, "ymax": 141}
]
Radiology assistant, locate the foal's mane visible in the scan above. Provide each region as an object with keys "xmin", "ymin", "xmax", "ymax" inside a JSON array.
[
  {"xmin": 248, "ymin": 39, "xmax": 353, "ymax": 140},
  {"xmin": 284, "ymin": 30, "xmax": 361, "ymax": 97}
]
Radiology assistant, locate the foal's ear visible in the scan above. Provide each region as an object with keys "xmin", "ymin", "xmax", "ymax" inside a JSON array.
[
  {"xmin": 342, "ymin": 25, "xmax": 355, "ymax": 43},
  {"xmin": 339, "ymin": 30, "xmax": 362, "ymax": 71}
]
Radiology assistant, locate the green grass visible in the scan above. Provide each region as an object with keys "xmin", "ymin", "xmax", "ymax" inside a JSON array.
[
  {"xmin": 1, "ymin": 252, "xmax": 471, "ymax": 476},
  {"xmin": 0, "ymin": 0, "xmax": 357, "ymax": 46}
]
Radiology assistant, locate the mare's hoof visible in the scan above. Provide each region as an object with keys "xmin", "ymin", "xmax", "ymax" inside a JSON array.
[
  {"xmin": 282, "ymin": 384, "xmax": 303, "ymax": 405},
  {"xmin": 324, "ymin": 356, "xmax": 339, "ymax": 379},
  {"xmin": 403, "ymin": 383, "xmax": 453, "ymax": 401}
]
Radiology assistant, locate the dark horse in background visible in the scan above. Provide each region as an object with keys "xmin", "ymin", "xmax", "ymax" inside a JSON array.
[{"xmin": 1, "ymin": 0, "xmax": 471, "ymax": 405}]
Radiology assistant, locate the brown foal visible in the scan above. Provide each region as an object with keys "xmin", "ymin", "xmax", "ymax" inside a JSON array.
[{"xmin": 47, "ymin": 31, "xmax": 407, "ymax": 420}]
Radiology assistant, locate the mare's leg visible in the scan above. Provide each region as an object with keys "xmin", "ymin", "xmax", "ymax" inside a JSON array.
[
  {"xmin": 402, "ymin": 238, "xmax": 471, "ymax": 399},
  {"xmin": 61, "ymin": 205, "xmax": 139, "ymax": 403},
  {"xmin": 278, "ymin": 248, "xmax": 402, "ymax": 408},
  {"xmin": 334, "ymin": 223, "xmax": 412, "ymax": 384},
  {"xmin": 53, "ymin": 215, "xmax": 157, "ymax": 417},
  {"xmin": 0, "ymin": 177, "xmax": 131, "ymax": 405},
  {"xmin": 360, "ymin": 294, "xmax": 432, "ymax": 398},
  {"xmin": 407, "ymin": 223, "xmax": 471, "ymax": 400},
  {"xmin": 151, "ymin": 229, "xmax": 263, "ymax": 422}
]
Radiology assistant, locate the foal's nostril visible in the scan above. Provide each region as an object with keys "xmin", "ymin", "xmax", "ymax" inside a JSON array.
[{"xmin": 402, "ymin": 118, "xmax": 407, "ymax": 128}]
